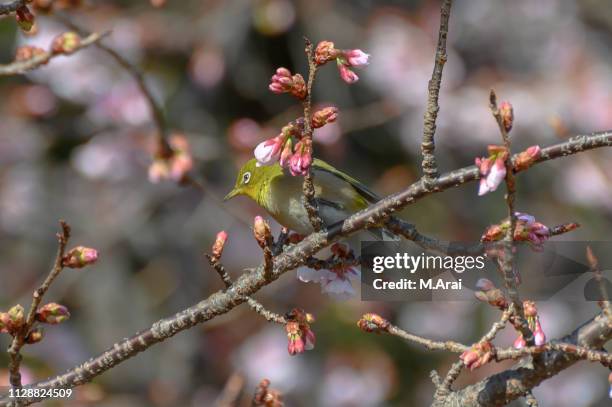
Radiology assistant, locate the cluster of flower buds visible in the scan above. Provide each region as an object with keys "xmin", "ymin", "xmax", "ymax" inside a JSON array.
[
  {"xmin": 357, "ymin": 313, "xmax": 390, "ymax": 333},
  {"xmin": 253, "ymin": 216, "xmax": 273, "ymax": 249},
  {"xmin": 62, "ymin": 246, "xmax": 99, "ymax": 268},
  {"xmin": 36, "ymin": 303, "xmax": 70, "ymax": 324},
  {"xmin": 0, "ymin": 305, "xmax": 25, "ymax": 336},
  {"xmin": 460, "ymin": 341, "xmax": 493, "ymax": 370},
  {"xmin": 148, "ymin": 134, "xmax": 194, "ymax": 183},
  {"xmin": 284, "ymin": 308, "xmax": 315, "ymax": 356},
  {"xmin": 15, "ymin": 5, "xmax": 35, "ymax": 32},
  {"xmin": 473, "ymin": 278, "xmax": 508, "ymax": 309},
  {"xmin": 254, "ymin": 107, "xmax": 338, "ymax": 176},
  {"xmin": 514, "ymin": 300, "xmax": 546, "ymax": 348},
  {"xmin": 211, "ymin": 230, "xmax": 228, "ymax": 261},
  {"xmin": 481, "ymin": 212, "xmax": 551, "ymax": 250},
  {"xmin": 253, "ymin": 379, "xmax": 283, "ymax": 407},
  {"xmin": 51, "ymin": 32, "xmax": 81, "ymax": 54},
  {"xmin": 314, "ymin": 41, "xmax": 369, "ymax": 84},
  {"xmin": 475, "ymin": 145, "xmax": 508, "ymax": 196},
  {"xmin": 269, "ymin": 68, "xmax": 306, "ymax": 99}
]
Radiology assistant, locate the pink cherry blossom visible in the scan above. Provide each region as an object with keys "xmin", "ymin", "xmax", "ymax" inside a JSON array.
[{"xmin": 345, "ymin": 49, "xmax": 370, "ymax": 66}]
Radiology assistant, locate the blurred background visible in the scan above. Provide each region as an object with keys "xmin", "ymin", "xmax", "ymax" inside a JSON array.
[{"xmin": 1, "ymin": 0, "xmax": 612, "ymax": 405}]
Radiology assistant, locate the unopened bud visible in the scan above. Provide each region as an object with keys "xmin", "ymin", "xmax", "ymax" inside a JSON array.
[
  {"xmin": 253, "ymin": 216, "xmax": 272, "ymax": 249},
  {"xmin": 357, "ymin": 313, "xmax": 389, "ymax": 333},
  {"xmin": 25, "ymin": 327, "xmax": 44, "ymax": 344},
  {"xmin": 312, "ymin": 106, "xmax": 339, "ymax": 129},
  {"xmin": 36, "ymin": 303, "xmax": 70, "ymax": 324},
  {"xmin": 63, "ymin": 246, "xmax": 99, "ymax": 268},
  {"xmin": 51, "ymin": 31, "xmax": 81, "ymax": 54},
  {"xmin": 523, "ymin": 300, "xmax": 537, "ymax": 317},
  {"xmin": 211, "ymin": 231, "xmax": 228, "ymax": 260},
  {"xmin": 499, "ymin": 101, "xmax": 514, "ymax": 133},
  {"xmin": 514, "ymin": 145, "xmax": 541, "ymax": 171},
  {"xmin": 16, "ymin": 6, "xmax": 35, "ymax": 32},
  {"xmin": 8, "ymin": 305, "xmax": 25, "ymax": 332},
  {"xmin": 314, "ymin": 41, "xmax": 338, "ymax": 65},
  {"xmin": 15, "ymin": 46, "xmax": 46, "ymax": 62}
]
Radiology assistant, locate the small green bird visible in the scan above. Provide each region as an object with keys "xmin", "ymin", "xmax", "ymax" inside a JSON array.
[{"xmin": 224, "ymin": 158, "xmax": 390, "ymax": 236}]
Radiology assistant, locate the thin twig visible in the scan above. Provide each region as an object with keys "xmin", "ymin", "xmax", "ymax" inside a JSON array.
[
  {"xmin": 205, "ymin": 254, "xmax": 286, "ymax": 324},
  {"xmin": 7, "ymin": 221, "xmax": 71, "ymax": 389},
  {"xmin": 55, "ymin": 14, "xmax": 172, "ymax": 156},
  {"xmin": 301, "ymin": 38, "xmax": 323, "ymax": 232},
  {"xmin": 489, "ymin": 89, "xmax": 533, "ymax": 345},
  {"xmin": 420, "ymin": 0, "xmax": 452, "ymax": 184},
  {"xmin": 0, "ymin": 32, "xmax": 109, "ymax": 76}
]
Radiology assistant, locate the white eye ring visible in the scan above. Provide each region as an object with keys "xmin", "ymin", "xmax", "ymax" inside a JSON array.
[{"xmin": 242, "ymin": 171, "xmax": 251, "ymax": 184}]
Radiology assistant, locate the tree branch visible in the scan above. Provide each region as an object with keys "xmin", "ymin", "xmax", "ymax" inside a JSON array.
[
  {"xmin": 1, "ymin": 130, "xmax": 611, "ymax": 405},
  {"xmin": 0, "ymin": 32, "xmax": 109, "ymax": 76},
  {"xmin": 420, "ymin": 0, "xmax": 452, "ymax": 184}
]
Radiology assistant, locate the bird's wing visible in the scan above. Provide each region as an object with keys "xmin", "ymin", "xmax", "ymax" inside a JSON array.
[{"xmin": 311, "ymin": 159, "xmax": 381, "ymax": 204}]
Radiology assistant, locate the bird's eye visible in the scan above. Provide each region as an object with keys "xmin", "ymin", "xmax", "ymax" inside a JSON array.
[{"xmin": 242, "ymin": 171, "xmax": 251, "ymax": 184}]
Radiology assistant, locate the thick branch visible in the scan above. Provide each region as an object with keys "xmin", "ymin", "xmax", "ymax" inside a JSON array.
[
  {"xmin": 2, "ymin": 130, "xmax": 611, "ymax": 406},
  {"xmin": 433, "ymin": 312, "xmax": 612, "ymax": 406}
]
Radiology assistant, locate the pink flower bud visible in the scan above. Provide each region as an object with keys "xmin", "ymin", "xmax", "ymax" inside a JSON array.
[
  {"xmin": 499, "ymin": 101, "xmax": 514, "ymax": 133},
  {"xmin": 513, "ymin": 335, "xmax": 526, "ymax": 349},
  {"xmin": 337, "ymin": 63, "xmax": 359, "ymax": 84},
  {"xmin": 312, "ymin": 106, "xmax": 339, "ymax": 128},
  {"xmin": 460, "ymin": 341, "xmax": 493, "ymax": 370},
  {"xmin": 288, "ymin": 140, "xmax": 312, "ymax": 176},
  {"xmin": 344, "ymin": 49, "xmax": 370, "ymax": 66},
  {"xmin": 357, "ymin": 313, "xmax": 389, "ymax": 333},
  {"xmin": 254, "ymin": 135, "xmax": 283, "ymax": 166},
  {"xmin": 253, "ymin": 216, "xmax": 272, "ymax": 249},
  {"xmin": 211, "ymin": 231, "xmax": 228, "ymax": 260},
  {"xmin": 51, "ymin": 32, "xmax": 81, "ymax": 54},
  {"xmin": 515, "ymin": 145, "xmax": 541, "ymax": 171},
  {"xmin": 279, "ymin": 138, "xmax": 293, "ymax": 168},
  {"xmin": 534, "ymin": 319, "xmax": 546, "ymax": 346},
  {"xmin": 314, "ymin": 41, "xmax": 338, "ymax": 65},
  {"xmin": 476, "ymin": 146, "xmax": 509, "ymax": 196},
  {"xmin": 63, "ymin": 246, "xmax": 99, "ymax": 268},
  {"xmin": 36, "ymin": 303, "xmax": 70, "ymax": 324},
  {"xmin": 286, "ymin": 321, "xmax": 305, "ymax": 355},
  {"xmin": 608, "ymin": 372, "xmax": 612, "ymax": 398},
  {"xmin": 16, "ymin": 5, "xmax": 35, "ymax": 32},
  {"xmin": 269, "ymin": 68, "xmax": 307, "ymax": 99}
]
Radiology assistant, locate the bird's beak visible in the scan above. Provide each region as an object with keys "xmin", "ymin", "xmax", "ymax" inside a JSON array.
[{"xmin": 223, "ymin": 188, "xmax": 240, "ymax": 201}]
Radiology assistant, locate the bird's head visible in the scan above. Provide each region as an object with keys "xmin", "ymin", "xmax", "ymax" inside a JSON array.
[{"xmin": 224, "ymin": 158, "xmax": 275, "ymax": 202}]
